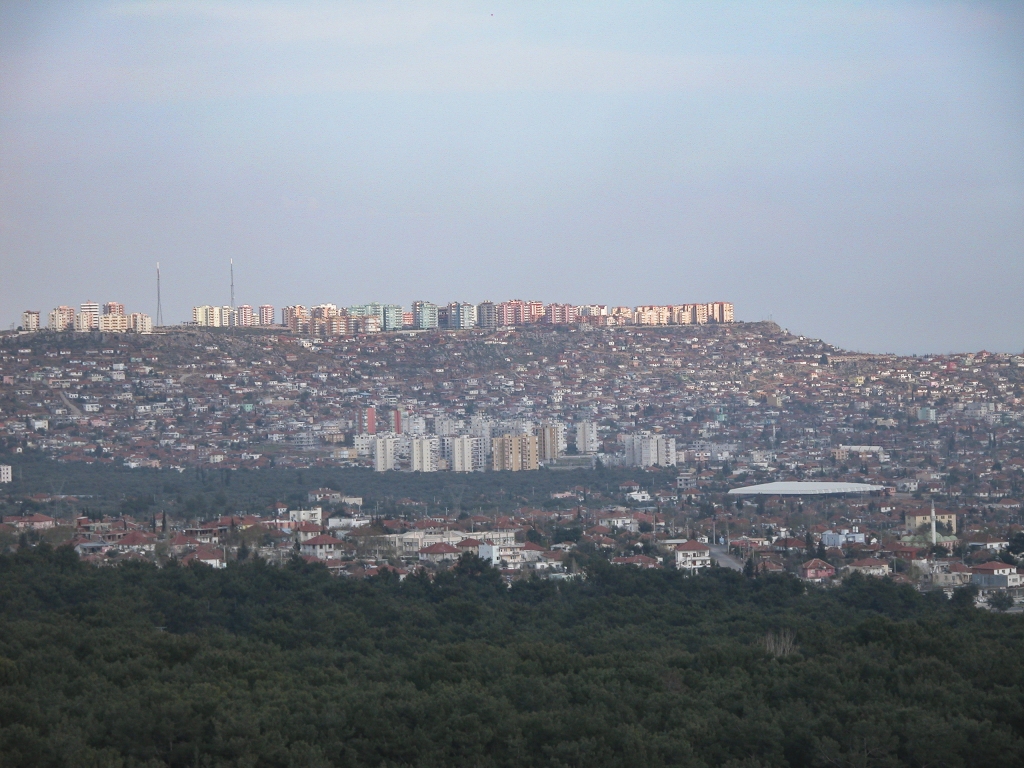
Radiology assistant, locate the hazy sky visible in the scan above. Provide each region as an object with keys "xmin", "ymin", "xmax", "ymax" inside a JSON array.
[{"xmin": 1, "ymin": 1, "xmax": 1022, "ymax": 354}]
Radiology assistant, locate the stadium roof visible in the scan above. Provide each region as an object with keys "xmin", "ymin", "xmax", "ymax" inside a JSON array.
[{"xmin": 728, "ymin": 481, "xmax": 884, "ymax": 496}]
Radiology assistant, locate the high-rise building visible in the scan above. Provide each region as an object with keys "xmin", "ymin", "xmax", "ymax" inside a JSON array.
[
  {"xmin": 437, "ymin": 305, "xmax": 452, "ymax": 329},
  {"xmin": 0, "ymin": 465, "xmax": 11, "ymax": 484},
  {"xmin": 624, "ymin": 432, "xmax": 676, "ymax": 468},
  {"xmin": 544, "ymin": 304, "xmax": 578, "ymax": 325},
  {"xmin": 357, "ymin": 406, "xmax": 376, "ymax": 435},
  {"xmin": 708, "ymin": 302, "xmax": 734, "ymax": 323},
  {"xmin": 633, "ymin": 306, "xmax": 671, "ymax": 326},
  {"xmin": 671, "ymin": 305, "xmax": 694, "ymax": 324},
  {"xmin": 411, "ymin": 437, "xmax": 438, "ymax": 472},
  {"xmin": 373, "ymin": 436, "xmax": 396, "ymax": 472},
  {"xmin": 76, "ymin": 301, "xmax": 100, "ymax": 331},
  {"xmin": 496, "ymin": 300, "xmax": 524, "ymax": 326},
  {"xmin": 492, "ymin": 435, "xmax": 539, "ymax": 472},
  {"xmin": 575, "ymin": 420, "xmax": 600, "ymax": 454},
  {"xmin": 20, "ymin": 311, "xmax": 40, "ymax": 332},
  {"xmin": 476, "ymin": 301, "xmax": 496, "ymax": 330},
  {"xmin": 192, "ymin": 305, "xmax": 234, "ymax": 327},
  {"xmin": 98, "ymin": 313, "xmax": 129, "ymax": 332},
  {"xmin": 258, "ymin": 305, "xmax": 275, "ymax": 325},
  {"xmin": 382, "ymin": 304, "xmax": 404, "ymax": 332},
  {"xmin": 103, "ymin": 301, "xmax": 125, "ymax": 316},
  {"xmin": 49, "ymin": 306, "xmax": 75, "ymax": 331},
  {"xmin": 536, "ymin": 423, "xmax": 564, "ymax": 462},
  {"xmin": 128, "ymin": 313, "xmax": 153, "ymax": 333},
  {"xmin": 455, "ymin": 303, "xmax": 477, "ymax": 329},
  {"xmin": 382, "ymin": 408, "xmax": 403, "ymax": 434},
  {"xmin": 281, "ymin": 305, "xmax": 309, "ymax": 334},
  {"xmin": 236, "ymin": 304, "xmax": 254, "ymax": 327},
  {"xmin": 451, "ymin": 435, "xmax": 484, "ymax": 472}
]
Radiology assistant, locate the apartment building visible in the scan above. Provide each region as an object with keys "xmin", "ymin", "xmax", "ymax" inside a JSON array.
[{"xmin": 492, "ymin": 434, "xmax": 539, "ymax": 471}]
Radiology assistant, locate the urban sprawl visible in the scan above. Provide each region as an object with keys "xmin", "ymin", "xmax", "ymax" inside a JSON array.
[{"xmin": 3, "ymin": 297, "xmax": 1024, "ymax": 605}]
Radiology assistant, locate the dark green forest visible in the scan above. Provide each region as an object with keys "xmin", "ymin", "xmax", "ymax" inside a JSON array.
[
  {"xmin": 0, "ymin": 451, "xmax": 664, "ymax": 521},
  {"xmin": 1, "ymin": 547, "xmax": 1022, "ymax": 768}
]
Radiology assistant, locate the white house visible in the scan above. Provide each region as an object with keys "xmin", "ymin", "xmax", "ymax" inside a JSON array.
[{"xmin": 674, "ymin": 540, "xmax": 712, "ymax": 572}]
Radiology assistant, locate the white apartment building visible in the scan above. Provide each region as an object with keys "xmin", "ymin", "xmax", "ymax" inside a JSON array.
[
  {"xmin": 625, "ymin": 432, "xmax": 676, "ymax": 467},
  {"xmin": 49, "ymin": 306, "xmax": 75, "ymax": 331},
  {"xmin": 451, "ymin": 435, "xmax": 484, "ymax": 472},
  {"xmin": 75, "ymin": 301, "xmax": 100, "ymax": 331},
  {"xmin": 192, "ymin": 305, "xmax": 236, "ymax": 327},
  {"xmin": 288, "ymin": 507, "xmax": 323, "ymax": 526},
  {"xmin": 411, "ymin": 437, "xmax": 438, "ymax": 472},
  {"xmin": 128, "ymin": 313, "xmax": 153, "ymax": 333},
  {"xmin": 576, "ymin": 420, "xmax": 600, "ymax": 454},
  {"xmin": 374, "ymin": 436, "xmax": 397, "ymax": 472},
  {"xmin": 21, "ymin": 311, "xmax": 40, "ymax": 331},
  {"xmin": 0, "ymin": 465, "xmax": 12, "ymax": 484}
]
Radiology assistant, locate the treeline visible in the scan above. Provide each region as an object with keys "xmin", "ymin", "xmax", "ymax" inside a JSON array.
[
  {"xmin": 1, "ymin": 547, "xmax": 1022, "ymax": 767},
  {"xmin": 0, "ymin": 451, "xmax": 665, "ymax": 520}
]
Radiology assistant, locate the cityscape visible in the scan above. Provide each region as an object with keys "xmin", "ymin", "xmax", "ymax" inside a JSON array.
[{"xmin": 2, "ymin": 2, "xmax": 1022, "ymax": 764}]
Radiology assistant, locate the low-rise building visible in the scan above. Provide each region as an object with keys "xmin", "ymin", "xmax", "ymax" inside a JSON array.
[
  {"xmin": 800, "ymin": 558, "xmax": 836, "ymax": 582},
  {"xmin": 970, "ymin": 561, "xmax": 1023, "ymax": 589},
  {"xmin": 674, "ymin": 540, "xmax": 711, "ymax": 572}
]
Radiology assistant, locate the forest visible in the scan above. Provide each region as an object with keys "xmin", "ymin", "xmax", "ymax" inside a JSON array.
[
  {"xmin": 0, "ymin": 450, "xmax": 666, "ymax": 521},
  {"xmin": 1, "ymin": 546, "xmax": 1022, "ymax": 767}
]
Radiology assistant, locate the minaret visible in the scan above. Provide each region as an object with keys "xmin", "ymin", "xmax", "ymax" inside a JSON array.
[
  {"xmin": 230, "ymin": 259, "xmax": 235, "ymax": 308},
  {"xmin": 930, "ymin": 499, "xmax": 937, "ymax": 548}
]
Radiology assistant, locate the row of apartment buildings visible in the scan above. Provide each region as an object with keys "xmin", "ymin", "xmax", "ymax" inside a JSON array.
[
  {"xmin": 366, "ymin": 427, "xmax": 675, "ymax": 473},
  {"xmin": 187, "ymin": 300, "xmax": 735, "ymax": 334},
  {"xmin": 22, "ymin": 303, "xmax": 153, "ymax": 334}
]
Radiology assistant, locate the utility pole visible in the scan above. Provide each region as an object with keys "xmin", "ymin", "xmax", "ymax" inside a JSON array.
[{"xmin": 156, "ymin": 262, "xmax": 163, "ymax": 327}]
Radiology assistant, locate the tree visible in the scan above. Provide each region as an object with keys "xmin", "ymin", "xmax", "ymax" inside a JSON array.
[
  {"xmin": 950, "ymin": 583, "xmax": 978, "ymax": 609},
  {"xmin": 743, "ymin": 556, "xmax": 755, "ymax": 578},
  {"xmin": 805, "ymin": 531, "xmax": 815, "ymax": 557},
  {"xmin": 1009, "ymin": 532, "xmax": 1024, "ymax": 556},
  {"xmin": 988, "ymin": 591, "xmax": 1014, "ymax": 612}
]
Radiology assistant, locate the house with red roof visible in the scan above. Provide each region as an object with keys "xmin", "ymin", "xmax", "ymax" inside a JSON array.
[
  {"xmin": 300, "ymin": 535, "xmax": 345, "ymax": 560},
  {"xmin": 675, "ymin": 540, "xmax": 711, "ymax": 572},
  {"xmin": 418, "ymin": 541, "xmax": 460, "ymax": 564},
  {"xmin": 971, "ymin": 561, "xmax": 1023, "ymax": 589},
  {"xmin": 455, "ymin": 538, "xmax": 483, "ymax": 556},
  {"xmin": 181, "ymin": 546, "xmax": 225, "ymax": 569},
  {"xmin": 800, "ymin": 558, "xmax": 835, "ymax": 582}
]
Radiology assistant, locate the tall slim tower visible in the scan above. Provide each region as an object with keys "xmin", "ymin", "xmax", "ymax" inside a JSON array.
[
  {"xmin": 230, "ymin": 259, "xmax": 235, "ymax": 308},
  {"xmin": 156, "ymin": 263, "xmax": 163, "ymax": 327}
]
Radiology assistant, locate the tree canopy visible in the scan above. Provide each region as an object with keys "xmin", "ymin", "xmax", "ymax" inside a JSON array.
[{"xmin": 0, "ymin": 546, "xmax": 1021, "ymax": 767}]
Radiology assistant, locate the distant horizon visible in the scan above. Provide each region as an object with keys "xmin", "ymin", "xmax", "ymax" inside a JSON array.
[
  {"xmin": 9, "ymin": 292, "xmax": 1022, "ymax": 358},
  {"xmin": 2, "ymin": 2, "xmax": 1022, "ymax": 356}
]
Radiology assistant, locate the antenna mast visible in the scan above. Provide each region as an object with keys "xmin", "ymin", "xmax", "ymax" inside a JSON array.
[
  {"xmin": 156, "ymin": 262, "xmax": 163, "ymax": 327},
  {"xmin": 230, "ymin": 259, "xmax": 235, "ymax": 308}
]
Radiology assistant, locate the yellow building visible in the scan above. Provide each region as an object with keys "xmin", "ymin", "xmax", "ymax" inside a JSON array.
[
  {"xmin": 905, "ymin": 511, "xmax": 957, "ymax": 535},
  {"xmin": 492, "ymin": 435, "xmax": 539, "ymax": 471}
]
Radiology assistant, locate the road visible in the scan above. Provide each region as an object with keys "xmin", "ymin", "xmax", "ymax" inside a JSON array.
[{"xmin": 710, "ymin": 545, "xmax": 744, "ymax": 572}]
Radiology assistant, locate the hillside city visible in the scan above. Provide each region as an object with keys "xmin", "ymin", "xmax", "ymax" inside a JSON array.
[{"xmin": 2, "ymin": 300, "xmax": 1024, "ymax": 606}]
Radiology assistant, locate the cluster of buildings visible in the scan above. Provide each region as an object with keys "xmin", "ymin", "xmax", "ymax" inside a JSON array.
[
  {"xmin": 5, "ymin": 482, "xmax": 1022, "ymax": 606},
  {"xmin": 21, "ymin": 303, "xmax": 153, "ymax": 334},
  {"xmin": 188, "ymin": 299, "xmax": 735, "ymax": 334},
  {"xmin": 1, "ymin": 321, "xmax": 1022, "ymax": 490}
]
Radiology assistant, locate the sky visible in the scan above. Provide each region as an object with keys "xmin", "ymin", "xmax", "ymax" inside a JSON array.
[{"xmin": 0, "ymin": 0, "xmax": 1022, "ymax": 355}]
